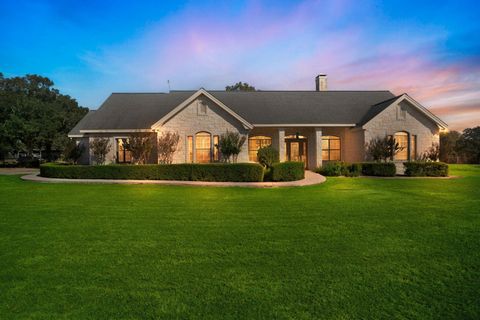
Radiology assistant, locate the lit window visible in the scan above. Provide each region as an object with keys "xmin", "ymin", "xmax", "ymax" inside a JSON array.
[
  {"xmin": 213, "ymin": 135, "xmax": 219, "ymax": 161},
  {"xmin": 187, "ymin": 136, "xmax": 193, "ymax": 163},
  {"xmin": 394, "ymin": 132, "xmax": 409, "ymax": 160},
  {"xmin": 248, "ymin": 136, "xmax": 272, "ymax": 161},
  {"xmin": 195, "ymin": 132, "xmax": 211, "ymax": 163},
  {"xmin": 321, "ymin": 136, "xmax": 341, "ymax": 161},
  {"xmin": 116, "ymin": 138, "xmax": 131, "ymax": 163},
  {"xmin": 410, "ymin": 135, "xmax": 417, "ymax": 160}
]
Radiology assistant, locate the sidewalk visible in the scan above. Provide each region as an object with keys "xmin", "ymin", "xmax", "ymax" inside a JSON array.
[{"xmin": 20, "ymin": 170, "xmax": 326, "ymax": 188}]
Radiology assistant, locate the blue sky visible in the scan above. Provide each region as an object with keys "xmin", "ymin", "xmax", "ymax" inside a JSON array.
[{"xmin": 1, "ymin": 0, "xmax": 479, "ymax": 130}]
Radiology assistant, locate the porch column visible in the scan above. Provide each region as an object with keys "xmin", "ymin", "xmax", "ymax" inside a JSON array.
[
  {"xmin": 278, "ymin": 128, "xmax": 286, "ymax": 162},
  {"xmin": 315, "ymin": 127, "xmax": 322, "ymax": 168}
]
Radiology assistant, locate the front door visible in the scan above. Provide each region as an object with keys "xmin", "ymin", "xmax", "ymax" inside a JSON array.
[{"xmin": 286, "ymin": 139, "xmax": 308, "ymax": 167}]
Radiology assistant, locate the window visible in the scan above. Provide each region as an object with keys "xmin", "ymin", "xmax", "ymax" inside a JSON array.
[
  {"xmin": 213, "ymin": 135, "xmax": 219, "ymax": 161},
  {"xmin": 187, "ymin": 136, "xmax": 193, "ymax": 163},
  {"xmin": 394, "ymin": 132, "xmax": 409, "ymax": 160},
  {"xmin": 195, "ymin": 132, "xmax": 211, "ymax": 163},
  {"xmin": 410, "ymin": 135, "xmax": 417, "ymax": 160},
  {"xmin": 321, "ymin": 136, "xmax": 341, "ymax": 161},
  {"xmin": 248, "ymin": 136, "xmax": 272, "ymax": 161},
  {"xmin": 397, "ymin": 104, "xmax": 407, "ymax": 120},
  {"xmin": 116, "ymin": 138, "xmax": 131, "ymax": 163}
]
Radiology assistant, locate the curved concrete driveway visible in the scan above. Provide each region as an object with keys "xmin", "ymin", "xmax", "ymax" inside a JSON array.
[{"xmin": 21, "ymin": 170, "xmax": 326, "ymax": 188}]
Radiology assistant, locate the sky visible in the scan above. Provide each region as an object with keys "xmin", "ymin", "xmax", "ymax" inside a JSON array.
[{"xmin": 1, "ymin": 0, "xmax": 479, "ymax": 131}]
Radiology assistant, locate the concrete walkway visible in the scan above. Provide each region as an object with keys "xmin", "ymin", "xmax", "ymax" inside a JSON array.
[{"xmin": 20, "ymin": 170, "xmax": 326, "ymax": 188}]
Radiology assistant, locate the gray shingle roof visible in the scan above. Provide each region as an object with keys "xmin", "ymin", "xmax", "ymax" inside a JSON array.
[{"xmin": 69, "ymin": 90, "xmax": 397, "ymax": 135}]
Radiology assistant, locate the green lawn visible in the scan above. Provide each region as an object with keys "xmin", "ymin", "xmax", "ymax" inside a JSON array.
[{"xmin": 0, "ymin": 165, "xmax": 479, "ymax": 319}]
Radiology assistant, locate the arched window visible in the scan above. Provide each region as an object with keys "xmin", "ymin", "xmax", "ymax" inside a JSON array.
[
  {"xmin": 248, "ymin": 136, "xmax": 272, "ymax": 161},
  {"xmin": 195, "ymin": 132, "xmax": 211, "ymax": 163},
  {"xmin": 321, "ymin": 136, "xmax": 341, "ymax": 161},
  {"xmin": 394, "ymin": 132, "xmax": 409, "ymax": 160}
]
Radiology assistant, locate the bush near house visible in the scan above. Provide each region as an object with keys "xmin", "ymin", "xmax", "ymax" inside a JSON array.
[
  {"xmin": 271, "ymin": 161, "xmax": 305, "ymax": 181},
  {"xmin": 317, "ymin": 162, "xmax": 362, "ymax": 177},
  {"xmin": 361, "ymin": 162, "xmax": 396, "ymax": 177},
  {"xmin": 40, "ymin": 163, "xmax": 264, "ymax": 182},
  {"xmin": 403, "ymin": 162, "xmax": 449, "ymax": 177}
]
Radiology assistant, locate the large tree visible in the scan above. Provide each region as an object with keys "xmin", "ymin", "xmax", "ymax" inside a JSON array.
[
  {"xmin": 225, "ymin": 81, "xmax": 256, "ymax": 92},
  {"xmin": 0, "ymin": 73, "xmax": 88, "ymax": 162},
  {"xmin": 440, "ymin": 130, "xmax": 461, "ymax": 163},
  {"xmin": 456, "ymin": 126, "xmax": 480, "ymax": 164}
]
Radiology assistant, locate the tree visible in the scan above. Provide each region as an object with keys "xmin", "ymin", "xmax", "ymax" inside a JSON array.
[
  {"xmin": 123, "ymin": 133, "xmax": 156, "ymax": 164},
  {"xmin": 218, "ymin": 131, "xmax": 246, "ymax": 163},
  {"xmin": 157, "ymin": 131, "xmax": 180, "ymax": 164},
  {"xmin": 421, "ymin": 143, "xmax": 440, "ymax": 161},
  {"xmin": 225, "ymin": 82, "xmax": 256, "ymax": 92},
  {"xmin": 62, "ymin": 139, "xmax": 84, "ymax": 164},
  {"xmin": 257, "ymin": 145, "xmax": 279, "ymax": 168},
  {"xmin": 0, "ymin": 73, "xmax": 88, "ymax": 162},
  {"xmin": 90, "ymin": 138, "xmax": 111, "ymax": 165},
  {"xmin": 365, "ymin": 136, "xmax": 403, "ymax": 162},
  {"xmin": 456, "ymin": 126, "xmax": 480, "ymax": 163},
  {"xmin": 440, "ymin": 131, "xmax": 461, "ymax": 163}
]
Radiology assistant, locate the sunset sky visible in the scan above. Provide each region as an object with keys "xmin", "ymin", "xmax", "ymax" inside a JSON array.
[{"xmin": 1, "ymin": 0, "xmax": 479, "ymax": 131}]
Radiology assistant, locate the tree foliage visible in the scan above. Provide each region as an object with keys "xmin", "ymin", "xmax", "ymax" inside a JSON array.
[
  {"xmin": 123, "ymin": 133, "xmax": 156, "ymax": 164},
  {"xmin": 218, "ymin": 131, "xmax": 246, "ymax": 163},
  {"xmin": 421, "ymin": 143, "xmax": 440, "ymax": 161},
  {"xmin": 365, "ymin": 136, "xmax": 403, "ymax": 162},
  {"xmin": 62, "ymin": 139, "xmax": 84, "ymax": 164},
  {"xmin": 157, "ymin": 131, "xmax": 180, "ymax": 164},
  {"xmin": 257, "ymin": 145, "xmax": 279, "ymax": 168},
  {"xmin": 90, "ymin": 138, "xmax": 111, "ymax": 165},
  {"xmin": 456, "ymin": 126, "xmax": 480, "ymax": 163},
  {"xmin": 0, "ymin": 73, "xmax": 88, "ymax": 162},
  {"xmin": 440, "ymin": 131, "xmax": 461, "ymax": 163},
  {"xmin": 225, "ymin": 81, "xmax": 256, "ymax": 92}
]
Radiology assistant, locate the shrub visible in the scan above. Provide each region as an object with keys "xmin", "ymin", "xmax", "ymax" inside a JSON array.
[
  {"xmin": 316, "ymin": 162, "xmax": 362, "ymax": 177},
  {"xmin": 271, "ymin": 162, "xmax": 304, "ymax": 181},
  {"xmin": 123, "ymin": 133, "xmax": 156, "ymax": 164},
  {"xmin": 218, "ymin": 131, "xmax": 246, "ymax": 163},
  {"xmin": 62, "ymin": 139, "xmax": 84, "ymax": 164},
  {"xmin": 361, "ymin": 162, "xmax": 396, "ymax": 176},
  {"xmin": 40, "ymin": 163, "xmax": 264, "ymax": 182},
  {"xmin": 403, "ymin": 162, "xmax": 449, "ymax": 177},
  {"xmin": 365, "ymin": 136, "xmax": 404, "ymax": 162},
  {"xmin": 90, "ymin": 137, "xmax": 111, "ymax": 165},
  {"xmin": 421, "ymin": 143, "xmax": 440, "ymax": 161},
  {"xmin": 157, "ymin": 131, "xmax": 180, "ymax": 164},
  {"xmin": 257, "ymin": 146, "xmax": 279, "ymax": 168}
]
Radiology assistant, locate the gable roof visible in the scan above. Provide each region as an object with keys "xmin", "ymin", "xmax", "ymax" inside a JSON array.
[
  {"xmin": 69, "ymin": 89, "xmax": 446, "ymax": 135},
  {"xmin": 152, "ymin": 89, "xmax": 253, "ymax": 129}
]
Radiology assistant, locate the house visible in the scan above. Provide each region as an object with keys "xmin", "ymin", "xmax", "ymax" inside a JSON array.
[{"xmin": 68, "ymin": 75, "xmax": 448, "ymax": 169}]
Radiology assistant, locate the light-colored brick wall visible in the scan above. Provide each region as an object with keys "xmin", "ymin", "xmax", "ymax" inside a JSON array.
[
  {"xmin": 363, "ymin": 99, "xmax": 440, "ymax": 161},
  {"xmin": 158, "ymin": 96, "xmax": 250, "ymax": 163}
]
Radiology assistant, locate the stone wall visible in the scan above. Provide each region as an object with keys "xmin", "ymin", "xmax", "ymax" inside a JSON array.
[
  {"xmin": 158, "ymin": 96, "xmax": 250, "ymax": 163},
  {"xmin": 363, "ymin": 99, "xmax": 440, "ymax": 161}
]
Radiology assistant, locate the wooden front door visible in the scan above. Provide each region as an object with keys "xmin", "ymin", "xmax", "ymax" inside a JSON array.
[{"xmin": 286, "ymin": 139, "xmax": 308, "ymax": 167}]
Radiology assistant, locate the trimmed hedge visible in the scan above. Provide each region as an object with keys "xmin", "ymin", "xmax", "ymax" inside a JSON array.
[
  {"xmin": 317, "ymin": 162, "xmax": 361, "ymax": 177},
  {"xmin": 361, "ymin": 162, "xmax": 396, "ymax": 177},
  {"xmin": 40, "ymin": 163, "xmax": 264, "ymax": 182},
  {"xmin": 271, "ymin": 161, "xmax": 305, "ymax": 181},
  {"xmin": 404, "ymin": 161, "xmax": 449, "ymax": 177}
]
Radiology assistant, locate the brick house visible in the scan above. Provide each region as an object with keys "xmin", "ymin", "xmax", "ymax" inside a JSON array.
[{"xmin": 69, "ymin": 75, "xmax": 448, "ymax": 169}]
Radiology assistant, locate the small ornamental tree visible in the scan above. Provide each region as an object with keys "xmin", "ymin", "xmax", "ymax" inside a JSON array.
[
  {"xmin": 62, "ymin": 139, "xmax": 84, "ymax": 164},
  {"xmin": 157, "ymin": 131, "xmax": 180, "ymax": 164},
  {"xmin": 90, "ymin": 137, "xmax": 111, "ymax": 165},
  {"xmin": 257, "ymin": 145, "xmax": 279, "ymax": 168},
  {"xmin": 218, "ymin": 131, "xmax": 246, "ymax": 163},
  {"xmin": 123, "ymin": 133, "xmax": 156, "ymax": 164},
  {"xmin": 421, "ymin": 142, "xmax": 440, "ymax": 161},
  {"xmin": 365, "ymin": 136, "xmax": 403, "ymax": 162}
]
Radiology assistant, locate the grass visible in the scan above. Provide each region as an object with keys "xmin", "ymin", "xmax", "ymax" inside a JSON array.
[{"xmin": 0, "ymin": 165, "xmax": 479, "ymax": 319}]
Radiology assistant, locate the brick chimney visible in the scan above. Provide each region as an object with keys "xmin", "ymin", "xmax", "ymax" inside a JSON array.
[{"xmin": 315, "ymin": 74, "xmax": 327, "ymax": 91}]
